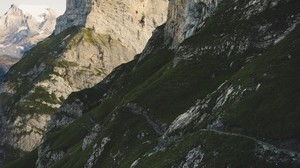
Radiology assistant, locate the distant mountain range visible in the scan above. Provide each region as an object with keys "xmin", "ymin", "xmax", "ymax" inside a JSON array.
[{"xmin": 0, "ymin": 4, "xmax": 57, "ymax": 77}]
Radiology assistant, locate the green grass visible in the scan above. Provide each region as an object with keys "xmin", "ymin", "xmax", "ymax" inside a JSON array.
[
  {"xmin": 67, "ymin": 28, "xmax": 110, "ymax": 49},
  {"xmin": 52, "ymin": 60, "xmax": 78, "ymax": 68},
  {"xmin": 2, "ymin": 149, "xmax": 37, "ymax": 168},
  {"xmin": 137, "ymin": 130, "xmax": 294, "ymax": 168},
  {"xmin": 222, "ymin": 24, "xmax": 300, "ymax": 139}
]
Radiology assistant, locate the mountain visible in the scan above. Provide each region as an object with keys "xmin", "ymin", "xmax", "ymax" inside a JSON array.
[
  {"xmin": 0, "ymin": 0, "xmax": 168, "ymax": 165},
  {"xmin": 2, "ymin": 0, "xmax": 300, "ymax": 167},
  {"xmin": 0, "ymin": 4, "xmax": 57, "ymax": 76}
]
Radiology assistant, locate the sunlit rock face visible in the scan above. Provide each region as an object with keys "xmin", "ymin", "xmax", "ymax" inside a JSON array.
[{"xmin": 55, "ymin": 0, "xmax": 168, "ymax": 56}]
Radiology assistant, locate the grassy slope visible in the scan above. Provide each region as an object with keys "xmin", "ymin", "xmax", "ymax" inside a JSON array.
[
  {"xmin": 223, "ymin": 24, "xmax": 300, "ymax": 139},
  {"xmin": 2, "ymin": 150, "xmax": 38, "ymax": 168}
]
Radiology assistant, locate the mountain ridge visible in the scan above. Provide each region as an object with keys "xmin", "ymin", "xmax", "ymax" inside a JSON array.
[{"xmin": 1, "ymin": 0, "xmax": 300, "ymax": 167}]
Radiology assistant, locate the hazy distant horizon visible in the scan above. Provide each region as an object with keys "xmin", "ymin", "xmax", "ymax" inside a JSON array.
[{"xmin": 0, "ymin": 0, "xmax": 66, "ymax": 16}]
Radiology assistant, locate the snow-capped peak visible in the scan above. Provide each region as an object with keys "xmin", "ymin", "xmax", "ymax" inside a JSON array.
[
  {"xmin": 0, "ymin": 4, "xmax": 57, "ymax": 58},
  {"xmin": 16, "ymin": 4, "xmax": 53, "ymax": 23}
]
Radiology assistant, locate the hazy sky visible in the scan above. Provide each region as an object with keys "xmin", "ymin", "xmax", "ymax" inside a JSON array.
[{"xmin": 0, "ymin": 0, "xmax": 66, "ymax": 15}]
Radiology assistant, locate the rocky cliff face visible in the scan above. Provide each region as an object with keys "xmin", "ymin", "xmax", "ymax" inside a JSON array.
[
  {"xmin": 2, "ymin": 0, "xmax": 300, "ymax": 167},
  {"xmin": 54, "ymin": 0, "xmax": 92, "ymax": 34},
  {"xmin": 56, "ymin": 0, "xmax": 168, "ymax": 55},
  {"xmin": 164, "ymin": 0, "xmax": 220, "ymax": 46},
  {"xmin": 0, "ymin": 0, "xmax": 168, "ymax": 165}
]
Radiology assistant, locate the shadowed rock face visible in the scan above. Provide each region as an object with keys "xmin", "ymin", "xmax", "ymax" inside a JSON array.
[
  {"xmin": 164, "ymin": 0, "xmax": 221, "ymax": 46},
  {"xmin": 54, "ymin": 0, "xmax": 92, "ymax": 35}
]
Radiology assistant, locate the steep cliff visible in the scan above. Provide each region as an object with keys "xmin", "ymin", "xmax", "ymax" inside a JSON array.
[
  {"xmin": 56, "ymin": 0, "xmax": 168, "ymax": 55},
  {"xmin": 165, "ymin": 0, "xmax": 220, "ymax": 46},
  {"xmin": 0, "ymin": 0, "xmax": 168, "ymax": 164},
  {"xmin": 2, "ymin": 0, "xmax": 299, "ymax": 167}
]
